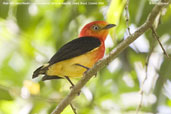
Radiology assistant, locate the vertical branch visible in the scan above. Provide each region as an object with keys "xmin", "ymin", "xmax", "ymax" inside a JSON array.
[
  {"xmin": 136, "ymin": 90, "xmax": 144, "ymax": 114},
  {"xmin": 136, "ymin": 49, "xmax": 153, "ymax": 114},
  {"xmin": 125, "ymin": 0, "xmax": 131, "ymax": 35}
]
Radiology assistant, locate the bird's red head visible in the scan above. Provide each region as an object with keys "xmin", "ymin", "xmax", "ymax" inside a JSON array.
[{"xmin": 79, "ymin": 21, "xmax": 116, "ymax": 41}]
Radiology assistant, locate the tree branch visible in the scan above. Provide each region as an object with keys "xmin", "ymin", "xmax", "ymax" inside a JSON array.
[{"xmin": 51, "ymin": 1, "xmax": 169, "ymax": 114}]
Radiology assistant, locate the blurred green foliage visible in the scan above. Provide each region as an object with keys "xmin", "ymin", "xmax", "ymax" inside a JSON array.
[{"xmin": 0, "ymin": 0, "xmax": 171, "ymax": 114}]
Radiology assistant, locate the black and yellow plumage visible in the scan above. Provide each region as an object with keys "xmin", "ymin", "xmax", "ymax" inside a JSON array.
[{"xmin": 32, "ymin": 37, "xmax": 101, "ymax": 81}]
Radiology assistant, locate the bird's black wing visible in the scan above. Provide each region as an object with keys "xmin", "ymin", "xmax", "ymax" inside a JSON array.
[{"xmin": 48, "ymin": 37, "xmax": 101, "ymax": 65}]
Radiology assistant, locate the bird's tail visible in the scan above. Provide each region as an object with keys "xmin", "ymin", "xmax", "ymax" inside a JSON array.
[{"xmin": 32, "ymin": 64, "xmax": 49, "ymax": 79}]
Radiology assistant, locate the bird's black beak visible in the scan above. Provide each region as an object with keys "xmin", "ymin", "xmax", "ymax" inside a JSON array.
[{"xmin": 103, "ymin": 24, "xmax": 116, "ymax": 29}]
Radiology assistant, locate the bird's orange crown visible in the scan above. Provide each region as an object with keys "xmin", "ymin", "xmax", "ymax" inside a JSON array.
[{"xmin": 79, "ymin": 21, "xmax": 116, "ymax": 41}]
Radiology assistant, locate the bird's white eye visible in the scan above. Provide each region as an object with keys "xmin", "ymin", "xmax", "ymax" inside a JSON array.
[{"xmin": 92, "ymin": 25, "xmax": 100, "ymax": 31}]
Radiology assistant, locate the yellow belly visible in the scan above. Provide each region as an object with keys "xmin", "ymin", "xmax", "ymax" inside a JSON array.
[{"xmin": 46, "ymin": 48, "xmax": 99, "ymax": 78}]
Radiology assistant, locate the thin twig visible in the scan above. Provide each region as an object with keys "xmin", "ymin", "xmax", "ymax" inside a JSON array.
[
  {"xmin": 136, "ymin": 49, "xmax": 153, "ymax": 114},
  {"xmin": 125, "ymin": 0, "xmax": 131, "ymax": 35},
  {"xmin": 151, "ymin": 27, "xmax": 170, "ymax": 58},
  {"xmin": 136, "ymin": 90, "xmax": 144, "ymax": 114},
  {"xmin": 51, "ymin": 1, "xmax": 169, "ymax": 114},
  {"xmin": 70, "ymin": 103, "xmax": 77, "ymax": 114}
]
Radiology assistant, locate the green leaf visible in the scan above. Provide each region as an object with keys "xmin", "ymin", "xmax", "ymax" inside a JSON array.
[
  {"xmin": 0, "ymin": 88, "xmax": 13, "ymax": 100},
  {"xmin": 159, "ymin": 56, "xmax": 171, "ymax": 79},
  {"xmin": 0, "ymin": 0, "xmax": 9, "ymax": 19},
  {"xmin": 16, "ymin": 2, "xmax": 31, "ymax": 30},
  {"xmin": 107, "ymin": 0, "xmax": 126, "ymax": 41}
]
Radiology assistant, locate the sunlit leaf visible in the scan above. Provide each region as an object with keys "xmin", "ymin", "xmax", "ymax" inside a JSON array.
[
  {"xmin": 23, "ymin": 80, "xmax": 40, "ymax": 95},
  {"xmin": 107, "ymin": 0, "xmax": 126, "ymax": 40}
]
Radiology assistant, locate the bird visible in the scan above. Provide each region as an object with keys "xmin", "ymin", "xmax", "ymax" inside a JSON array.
[{"xmin": 32, "ymin": 21, "xmax": 116, "ymax": 87}]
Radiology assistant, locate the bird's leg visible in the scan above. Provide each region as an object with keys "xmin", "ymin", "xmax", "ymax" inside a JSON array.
[
  {"xmin": 70, "ymin": 103, "xmax": 77, "ymax": 114},
  {"xmin": 65, "ymin": 76, "xmax": 81, "ymax": 95},
  {"xmin": 75, "ymin": 63, "xmax": 90, "ymax": 75},
  {"xmin": 65, "ymin": 76, "xmax": 75, "ymax": 89},
  {"xmin": 75, "ymin": 64, "xmax": 97, "ymax": 77}
]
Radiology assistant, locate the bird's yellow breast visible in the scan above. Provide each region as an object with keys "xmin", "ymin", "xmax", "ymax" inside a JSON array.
[{"xmin": 46, "ymin": 48, "xmax": 101, "ymax": 78}]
